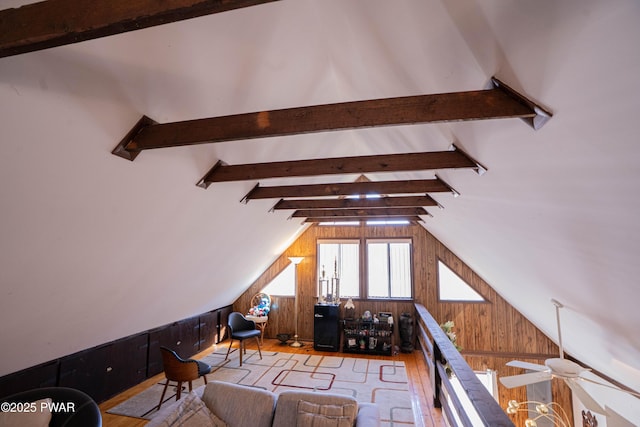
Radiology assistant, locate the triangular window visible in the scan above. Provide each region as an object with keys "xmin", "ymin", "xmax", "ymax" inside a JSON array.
[
  {"xmin": 438, "ymin": 260, "xmax": 485, "ymax": 302},
  {"xmin": 261, "ymin": 263, "xmax": 296, "ymax": 296}
]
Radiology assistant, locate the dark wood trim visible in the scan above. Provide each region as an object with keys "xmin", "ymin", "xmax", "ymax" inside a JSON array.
[
  {"xmin": 272, "ymin": 195, "xmax": 439, "ymax": 211},
  {"xmin": 198, "ymin": 150, "xmax": 479, "ymax": 187},
  {"xmin": 114, "ymin": 81, "xmax": 548, "ymax": 158},
  {"xmin": 415, "ymin": 303, "xmax": 515, "ymax": 426},
  {"xmin": 0, "ymin": 0, "xmax": 279, "ymax": 58},
  {"xmin": 243, "ymin": 177, "xmax": 456, "ymax": 201},
  {"xmin": 292, "ymin": 207, "xmax": 428, "ymax": 218}
]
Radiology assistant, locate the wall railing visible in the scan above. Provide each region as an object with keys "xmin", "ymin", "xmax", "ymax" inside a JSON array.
[{"xmin": 414, "ymin": 303, "xmax": 515, "ymax": 426}]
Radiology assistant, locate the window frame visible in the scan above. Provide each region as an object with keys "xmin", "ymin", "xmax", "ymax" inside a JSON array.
[
  {"xmin": 436, "ymin": 259, "xmax": 488, "ymax": 303},
  {"xmin": 316, "ymin": 237, "xmax": 414, "ymax": 301},
  {"xmin": 365, "ymin": 238, "xmax": 413, "ymax": 300},
  {"xmin": 317, "ymin": 239, "xmax": 361, "ymax": 298}
]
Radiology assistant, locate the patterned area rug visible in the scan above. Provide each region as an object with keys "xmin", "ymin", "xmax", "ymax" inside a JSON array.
[{"xmin": 107, "ymin": 348, "xmax": 415, "ymax": 426}]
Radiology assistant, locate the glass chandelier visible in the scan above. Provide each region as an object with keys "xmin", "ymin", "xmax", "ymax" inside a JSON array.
[{"xmin": 505, "ymin": 400, "xmax": 570, "ymax": 427}]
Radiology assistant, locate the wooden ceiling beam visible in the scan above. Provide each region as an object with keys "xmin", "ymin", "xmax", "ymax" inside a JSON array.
[
  {"xmin": 197, "ymin": 149, "xmax": 481, "ymax": 187},
  {"xmin": 304, "ymin": 216, "xmax": 423, "ymax": 224},
  {"xmin": 0, "ymin": 0, "xmax": 279, "ymax": 58},
  {"xmin": 242, "ymin": 177, "xmax": 456, "ymax": 201},
  {"xmin": 291, "ymin": 207, "xmax": 429, "ymax": 218},
  {"xmin": 114, "ymin": 78, "xmax": 551, "ymax": 160},
  {"xmin": 272, "ymin": 195, "xmax": 439, "ymax": 211}
]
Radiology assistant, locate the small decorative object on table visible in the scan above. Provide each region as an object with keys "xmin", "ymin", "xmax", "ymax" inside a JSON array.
[
  {"xmin": 247, "ymin": 293, "xmax": 271, "ymax": 344},
  {"xmin": 344, "ymin": 297, "xmax": 355, "ymax": 320},
  {"xmin": 248, "ymin": 293, "xmax": 271, "ymax": 317},
  {"xmin": 378, "ymin": 312, "xmax": 392, "ymax": 323}
]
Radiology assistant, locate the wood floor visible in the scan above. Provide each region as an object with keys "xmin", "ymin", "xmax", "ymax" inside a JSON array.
[{"xmin": 99, "ymin": 339, "xmax": 446, "ymax": 427}]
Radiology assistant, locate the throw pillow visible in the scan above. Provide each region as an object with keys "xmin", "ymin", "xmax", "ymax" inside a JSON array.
[
  {"xmin": 0, "ymin": 398, "xmax": 52, "ymax": 427},
  {"xmin": 296, "ymin": 400, "xmax": 357, "ymax": 427},
  {"xmin": 147, "ymin": 391, "xmax": 227, "ymax": 427}
]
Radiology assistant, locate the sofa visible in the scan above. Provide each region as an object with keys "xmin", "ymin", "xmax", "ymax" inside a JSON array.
[{"xmin": 148, "ymin": 380, "xmax": 380, "ymax": 427}]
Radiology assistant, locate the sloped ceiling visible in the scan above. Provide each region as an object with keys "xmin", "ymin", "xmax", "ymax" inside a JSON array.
[{"xmin": 1, "ymin": 0, "xmax": 639, "ymax": 417}]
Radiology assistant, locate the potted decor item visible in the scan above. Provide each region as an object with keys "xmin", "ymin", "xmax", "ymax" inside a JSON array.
[
  {"xmin": 440, "ymin": 320, "xmax": 462, "ymax": 377},
  {"xmin": 344, "ymin": 298, "xmax": 355, "ymax": 320},
  {"xmin": 399, "ymin": 312, "xmax": 414, "ymax": 353}
]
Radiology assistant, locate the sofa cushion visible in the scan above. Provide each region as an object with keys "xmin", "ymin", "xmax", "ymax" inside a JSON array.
[
  {"xmin": 296, "ymin": 400, "xmax": 356, "ymax": 427},
  {"xmin": 272, "ymin": 391, "xmax": 358, "ymax": 427},
  {"xmin": 201, "ymin": 381, "xmax": 276, "ymax": 427},
  {"xmin": 354, "ymin": 403, "xmax": 380, "ymax": 427},
  {"xmin": 147, "ymin": 391, "xmax": 226, "ymax": 427}
]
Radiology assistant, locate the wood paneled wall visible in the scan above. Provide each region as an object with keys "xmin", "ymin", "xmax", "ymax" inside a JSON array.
[{"xmin": 233, "ymin": 223, "xmax": 572, "ymax": 425}]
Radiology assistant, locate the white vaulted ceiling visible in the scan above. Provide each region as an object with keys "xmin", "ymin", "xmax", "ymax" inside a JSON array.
[{"xmin": 1, "ymin": 0, "xmax": 639, "ymax": 419}]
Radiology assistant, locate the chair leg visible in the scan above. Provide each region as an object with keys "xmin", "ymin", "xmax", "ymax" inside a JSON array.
[
  {"xmin": 188, "ymin": 381, "xmax": 193, "ymax": 392},
  {"xmin": 239, "ymin": 340, "xmax": 243, "ymax": 366},
  {"xmin": 176, "ymin": 381, "xmax": 183, "ymax": 401},
  {"xmin": 157, "ymin": 380, "xmax": 170, "ymax": 410},
  {"xmin": 256, "ymin": 336, "xmax": 263, "ymax": 360},
  {"xmin": 225, "ymin": 338, "xmax": 234, "ymax": 360},
  {"xmin": 203, "ymin": 374, "xmax": 208, "ymax": 384}
]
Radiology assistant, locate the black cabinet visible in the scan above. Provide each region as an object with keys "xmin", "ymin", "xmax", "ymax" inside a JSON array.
[
  {"xmin": 59, "ymin": 333, "xmax": 148, "ymax": 403},
  {"xmin": 59, "ymin": 344, "xmax": 108, "ymax": 402},
  {"xmin": 0, "ymin": 305, "xmax": 232, "ymax": 404},
  {"xmin": 198, "ymin": 311, "xmax": 219, "ymax": 350},
  {"xmin": 0, "ymin": 360, "xmax": 59, "ymax": 399},
  {"xmin": 313, "ymin": 305, "xmax": 340, "ymax": 351},
  {"xmin": 217, "ymin": 306, "xmax": 233, "ymax": 344},
  {"xmin": 148, "ymin": 316, "xmax": 200, "ymax": 377},
  {"xmin": 343, "ymin": 320, "xmax": 393, "ymax": 355}
]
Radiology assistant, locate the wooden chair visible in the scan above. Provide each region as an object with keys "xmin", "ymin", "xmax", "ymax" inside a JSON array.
[
  {"xmin": 157, "ymin": 346, "xmax": 212, "ymax": 410},
  {"xmin": 225, "ymin": 312, "xmax": 263, "ymax": 366}
]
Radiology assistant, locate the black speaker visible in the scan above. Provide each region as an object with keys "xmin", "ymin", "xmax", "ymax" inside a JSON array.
[{"xmin": 314, "ymin": 305, "xmax": 340, "ymax": 351}]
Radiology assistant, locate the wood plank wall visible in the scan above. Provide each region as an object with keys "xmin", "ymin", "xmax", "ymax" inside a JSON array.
[{"xmin": 233, "ymin": 223, "xmax": 572, "ymax": 425}]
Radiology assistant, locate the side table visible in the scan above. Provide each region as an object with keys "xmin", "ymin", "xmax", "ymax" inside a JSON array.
[{"xmin": 246, "ymin": 315, "xmax": 268, "ymax": 345}]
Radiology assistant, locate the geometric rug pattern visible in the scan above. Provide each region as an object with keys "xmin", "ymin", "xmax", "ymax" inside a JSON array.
[{"xmin": 107, "ymin": 348, "xmax": 415, "ymax": 426}]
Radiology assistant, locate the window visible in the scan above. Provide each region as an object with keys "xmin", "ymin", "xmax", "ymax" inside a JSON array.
[
  {"xmin": 260, "ymin": 262, "xmax": 296, "ymax": 296},
  {"xmin": 317, "ymin": 240, "xmax": 360, "ymax": 297},
  {"xmin": 437, "ymin": 260, "xmax": 485, "ymax": 302},
  {"xmin": 367, "ymin": 239, "xmax": 412, "ymax": 299}
]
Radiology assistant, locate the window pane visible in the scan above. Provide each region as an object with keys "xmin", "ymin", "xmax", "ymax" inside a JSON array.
[
  {"xmin": 367, "ymin": 241, "xmax": 412, "ymax": 299},
  {"xmin": 390, "ymin": 243, "xmax": 411, "ymax": 298},
  {"xmin": 318, "ymin": 241, "xmax": 359, "ymax": 298},
  {"xmin": 368, "ymin": 243, "xmax": 389, "ymax": 297},
  {"xmin": 260, "ymin": 263, "xmax": 295, "ymax": 296},
  {"xmin": 438, "ymin": 260, "xmax": 485, "ymax": 301}
]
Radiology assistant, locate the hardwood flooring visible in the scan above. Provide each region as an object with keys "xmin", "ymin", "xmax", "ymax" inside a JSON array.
[{"xmin": 99, "ymin": 339, "xmax": 445, "ymax": 426}]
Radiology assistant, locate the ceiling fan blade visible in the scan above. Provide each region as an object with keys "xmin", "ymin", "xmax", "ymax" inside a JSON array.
[
  {"xmin": 499, "ymin": 371, "xmax": 552, "ymax": 388},
  {"xmin": 506, "ymin": 360, "xmax": 548, "ymax": 372},
  {"xmin": 605, "ymin": 405, "xmax": 636, "ymax": 427},
  {"xmin": 565, "ymin": 378, "xmax": 606, "ymax": 414}
]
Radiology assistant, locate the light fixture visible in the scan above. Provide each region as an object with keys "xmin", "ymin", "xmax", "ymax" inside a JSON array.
[
  {"xmin": 505, "ymin": 400, "xmax": 570, "ymax": 427},
  {"xmin": 288, "ymin": 256, "xmax": 304, "ymax": 348}
]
